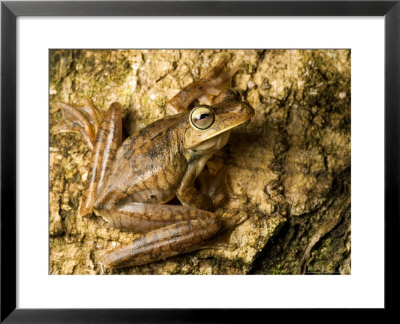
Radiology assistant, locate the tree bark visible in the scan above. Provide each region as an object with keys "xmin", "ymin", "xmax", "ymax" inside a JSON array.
[{"xmin": 49, "ymin": 49, "xmax": 351, "ymax": 274}]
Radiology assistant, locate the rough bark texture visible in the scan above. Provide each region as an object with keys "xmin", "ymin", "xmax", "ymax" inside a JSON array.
[{"xmin": 49, "ymin": 49, "xmax": 351, "ymax": 275}]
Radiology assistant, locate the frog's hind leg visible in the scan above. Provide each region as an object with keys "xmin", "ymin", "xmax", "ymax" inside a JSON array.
[
  {"xmin": 80, "ymin": 102, "xmax": 123, "ymax": 217},
  {"xmin": 100, "ymin": 203, "xmax": 221, "ymax": 268},
  {"xmin": 166, "ymin": 55, "xmax": 241, "ymax": 115},
  {"xmin": 53, "ymin": 100, "xmax": 123, "ymax": 217}
]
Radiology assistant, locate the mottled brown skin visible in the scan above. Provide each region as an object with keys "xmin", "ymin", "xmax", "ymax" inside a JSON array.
[{"xmin": 52, "ymin": 62, "xmax": 254, "ymax": 268}]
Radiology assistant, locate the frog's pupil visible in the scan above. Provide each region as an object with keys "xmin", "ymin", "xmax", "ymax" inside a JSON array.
[{"xmin": 197, "ymin": 113, "xmax": 209, "ymax": 120}]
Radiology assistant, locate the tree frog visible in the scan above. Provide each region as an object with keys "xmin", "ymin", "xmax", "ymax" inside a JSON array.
[{"xmin": 52, "ymin": 59, "xmax": 254, "ymax": 268}]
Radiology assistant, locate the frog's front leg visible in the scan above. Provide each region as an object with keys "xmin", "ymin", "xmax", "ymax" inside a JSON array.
[
  {"xmin": 176, "ymin": 155, "xmax": 214, "ymax": 211},
  {"xmin": 178, "ymin": 161, "xmax": 247, "ymax": 248},
  {"xmin": 100, "ymin": 203, "xmax": 221, "ymax": 268}
]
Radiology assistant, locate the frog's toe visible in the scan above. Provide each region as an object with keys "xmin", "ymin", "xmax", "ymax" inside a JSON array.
[
  {"xmin": 220, "ymin": 211, "xmax": 248, "ymax": 232},
  {"xmin": 199, "ymin": 240, "xmax": 238, "ymax": 251},
  {"xmin": 51, "ymin": 99, "xmax": 104, "ymax": 151},
  {"xmin": 199, "ymin": 165, "xmax": 231, "ymax": 208}
]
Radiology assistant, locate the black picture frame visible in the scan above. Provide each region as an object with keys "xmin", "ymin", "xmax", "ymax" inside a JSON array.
[{"xmin": 1, "ymin": 0, "xmax": 398, "ymax": 322}]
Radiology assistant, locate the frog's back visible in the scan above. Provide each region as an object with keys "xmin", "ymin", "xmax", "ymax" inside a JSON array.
[{"xmin": 94, "ymin": 114, "xmax": 188, "ymax": 210}]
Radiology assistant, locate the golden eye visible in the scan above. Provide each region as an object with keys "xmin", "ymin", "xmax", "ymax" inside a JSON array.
[{"xmin": 190, "ymin": 106, "xmax": 215, "ymax": 130}]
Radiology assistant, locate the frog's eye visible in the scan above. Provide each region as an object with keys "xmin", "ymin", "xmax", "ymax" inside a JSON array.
[{"xmin": 190, "ymin": 106, "xmax": 215, "ymax": 130}]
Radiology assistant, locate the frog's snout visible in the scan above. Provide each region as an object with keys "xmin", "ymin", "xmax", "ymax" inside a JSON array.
[{"xmin": 240, "ymin": 100, "xmax": 255, "ymax": 121}]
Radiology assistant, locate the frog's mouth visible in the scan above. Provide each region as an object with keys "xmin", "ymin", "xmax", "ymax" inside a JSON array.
[
  {"xmin": 185, "ymin": 116, "xmax": 251, "ymax": 150},
  {"xmin": 207, "ymin": 118, "xmax": 250, "ymax": 137}
]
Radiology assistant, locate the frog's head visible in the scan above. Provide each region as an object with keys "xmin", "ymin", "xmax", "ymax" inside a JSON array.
[{"xmin": 183, "ymin": 89, "xmax": 254, "ymax": 156}]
